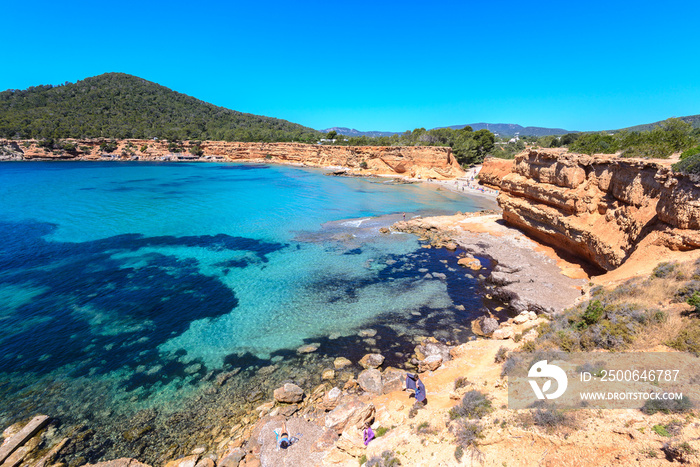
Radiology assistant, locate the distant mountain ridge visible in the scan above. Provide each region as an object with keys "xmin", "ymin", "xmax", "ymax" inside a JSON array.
[
  {"xmin": 320, "ymin": 127, "xmax": 398, "ymax": 138},
  {"xmin": 323, "ymin": 123, "xmax": 577, "ymax": 138},
  {"xmin": 438, "ymin": 123, "xmax": 575, "ymax": 137}
]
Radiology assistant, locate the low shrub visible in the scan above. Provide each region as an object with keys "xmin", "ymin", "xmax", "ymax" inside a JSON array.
[
  {"xmin": 642, "ymin": 395, "xmax": 694, "ymax": 414},
  {"xmin": 674, "ymin": 152, "xmax": 700, "ymax": 174},
  {"xmin": 452, "ymin": 420, "xmax": 483, "ymax": 462},
  {"xmin": 454, "ymin": 445, "xmax": 464, "ymax": 461},
  {"xmin": 167, "ymin": 141, "xmax": 182, "ymax": 153},
  {"xmin": 666, "ymin": 420, "xmax": 684, "ymax": 436},
  {"xmin": 494, "ymin": 346, "xmax": 508, "ymax": 363},
  {"xmin": 674, "ymin": 282, "xmax": 700, "ymax": 304},
  {"xmin": 366, "ymin": 450, "xmax": 401, "ymax": 467},
  {"xmin": 689, "ymin": 292, "xmax": 700, "ymax": 314},
  {"xmin": 653, "ymin": 424, "xmax": 671, "ymax": 437},
  {"xmin": 580, "ymin": 300, "xmax": 604, "ymax": 326},
  {"xmin": 680, "ymin": 145, "xmax": 700, "ymax": 160},
  {"xmin": 454, "ymin": 376, "xmax": 469, "ymax": 390},
  {"xmin": 667, "ymin": 321, "xmax": 700, "ymax": 355},
  {"xmin": 416, "ymin": 421, "xmax": 434, "ymax": 435},
  {"xmin": 533, "ymin": 407, "xmax": 569, "ymax": 429},
  {"xmin": 99, "ymin": 141, "xmax": 118, "ymax": 153},
  {"xmin": 408, "ymin": 401, "xmax": 424, "ymax": 419},
  {"xmin": 662, "ymin": 441, "xmax": 697, "ymax": 463},
  {"xmin": 450, "ymin": 390, "xmax": 492, "ymax": 420}
]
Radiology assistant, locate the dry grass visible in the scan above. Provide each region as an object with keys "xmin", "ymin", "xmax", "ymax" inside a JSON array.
[
  {"xmin": 629, "ymin": 307, "xmax": 685, "ymax": 350},
  {"xmin": 524, "ymin": 259, "xmax": 700, "ymax": 353}
]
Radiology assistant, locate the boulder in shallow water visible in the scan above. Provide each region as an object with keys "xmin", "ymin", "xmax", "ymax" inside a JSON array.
[
  {"xmin": 358, "ymin": 328, "xmax": 377, "ymax": 338},
  {"xmin": 359, "ymin": 353, "xmax": 384, "ymax": 369},
  {"xmin": 357, "ymin": 369, "xmax": 383, "ymax": 394},
  {"xmin": 297, "ymin": 343, "xmax": 320, "ymax": 354},
  {"xmin": 334, "ymin": 357, "xmax": 352, "ymax": 369},
  {"xmin": 273, "ymin": 383, "xmax": 304, "ymax": 403},
  {"xmin": 322, "ymin": 369, "xmax": 335, "ymax": 380},
  {"xmin": 458, "ymin": 256, "xmax": 482, "ymax": 270}
]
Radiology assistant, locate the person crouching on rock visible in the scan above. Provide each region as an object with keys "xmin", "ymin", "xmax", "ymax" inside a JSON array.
[{"xmin": 363, "ymin": 422, "xmax": 375, "ymax": 446}]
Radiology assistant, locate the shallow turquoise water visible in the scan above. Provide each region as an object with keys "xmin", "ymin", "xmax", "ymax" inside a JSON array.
[{"xmin": 0, "ymin": 161, "xmax": 497, "ymax": 462}]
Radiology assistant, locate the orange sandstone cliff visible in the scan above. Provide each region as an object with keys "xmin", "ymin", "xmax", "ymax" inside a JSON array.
[
  {"xmin": 480, "ymin": 151, "xmax": 700, "ymax": 271},
  {"xmin": 0, "ymin": 139, "xmax": 464, "ymax": 180}
]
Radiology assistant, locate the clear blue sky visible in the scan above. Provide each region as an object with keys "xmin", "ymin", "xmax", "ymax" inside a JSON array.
[{"xmin": 2, "ymin": 1, "xmax": 699, "ymax": 132}]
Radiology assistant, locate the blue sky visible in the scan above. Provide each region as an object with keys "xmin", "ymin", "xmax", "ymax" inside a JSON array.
[{"xmin": 2, "ymin": 1, "xmax": 699, "ymax": 132}]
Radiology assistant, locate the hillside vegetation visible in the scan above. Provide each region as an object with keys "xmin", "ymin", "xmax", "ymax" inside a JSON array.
[
  {"xmin": 328, "ymin": 126, "xmax": 496, "ymax": 166},
  {"xmin": 0, "ymin": 73, "xmax": 322, "ymax": 143},
  {"xmin": 487, "ymin": 118, "xmax": 700, "ymax": 174},
  {"xmin": 620, "ymin": 114, "xmax": 700, "ymax": 133}
]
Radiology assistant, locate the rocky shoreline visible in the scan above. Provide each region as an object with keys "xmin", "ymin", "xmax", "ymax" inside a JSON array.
[
  {"xmin": 0, "ymin": 139, "xmax": 464, "ymax": 181},
  {"xmin": 0, "ymin": 206, "xmax": 596, "ymax": 467},
  {"xmin": 391, "ymin": 211, "xmax": 587, "ymax": 317}
]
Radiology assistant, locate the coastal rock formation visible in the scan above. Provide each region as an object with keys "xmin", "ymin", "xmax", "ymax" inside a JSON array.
[
  {"xmin": 479, "ymin": 156, "xmax": 514, "ymax": 188},
  {"xmin": 273, "ymin": 383, "xmax": 304, "ymax": 403},
  {"xmin": 393, "ymin": 213, "xmax": 587, "ymax": 315},
  {"xmin": 481, "ymin": 151, "xmax": 700, "ymax": 270},
  {"xmin": 358, "ymin": 353, "xmax": 384, "ymax": 369},
  {"xmin": 0, "ymin": 139, "xmax": 464, "ymax": 180}
]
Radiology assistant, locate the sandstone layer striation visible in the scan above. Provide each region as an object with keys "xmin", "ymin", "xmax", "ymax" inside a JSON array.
[
  {"xmin": 481, "ymin": 151, "xmax": 700, "ymax": 270},
  {"xmin": 0, "ymin": 139, "xmax": 464, "ymax": 180}
]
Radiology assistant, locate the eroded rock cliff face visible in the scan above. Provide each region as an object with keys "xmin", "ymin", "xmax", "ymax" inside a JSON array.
[
  {"xmin": 0, "ymin": 139, "xmax": 463, "ymax": 179},
  {"xmin": 481, "ymin": 151, "xmax": 700, "ymax": 270}
]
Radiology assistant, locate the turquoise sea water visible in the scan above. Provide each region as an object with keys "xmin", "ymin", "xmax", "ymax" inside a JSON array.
[{"xmin": 0, "ymin": 162, "xmax": 498, "ymax": 463}]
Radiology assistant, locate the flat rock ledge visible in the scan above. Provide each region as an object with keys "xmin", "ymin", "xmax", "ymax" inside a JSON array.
[{"xmin": 393, "ymin": 214, "xmax": 586, "ymax": 316}]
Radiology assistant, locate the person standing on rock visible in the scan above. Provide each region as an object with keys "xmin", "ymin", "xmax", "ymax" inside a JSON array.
[{"xmin": 405, "ymin": 373, "xmax": 427, "ymax": 404}]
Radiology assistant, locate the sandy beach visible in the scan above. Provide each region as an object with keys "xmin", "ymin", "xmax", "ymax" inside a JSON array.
[{"xmin": 411, "ymin": 165, "xmax": 500, "ymax": 203}]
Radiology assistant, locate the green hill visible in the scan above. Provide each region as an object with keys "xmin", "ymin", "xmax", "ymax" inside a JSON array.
[
  {"xmin": 0, "ymin": 73, "xmax": 321, "ymax": 142},
  {"xmin": 618, "ymin": 115, "xmax": 700, "ymax": 133}
]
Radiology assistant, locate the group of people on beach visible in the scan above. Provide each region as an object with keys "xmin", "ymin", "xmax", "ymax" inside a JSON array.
[{"xmin": 273, "ymin": 372, "xmax": 426, "ymax": 451}]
